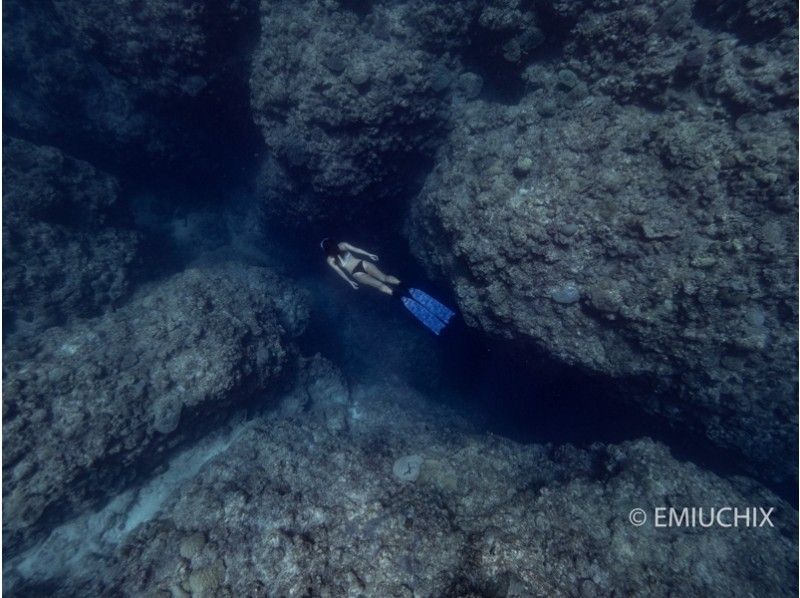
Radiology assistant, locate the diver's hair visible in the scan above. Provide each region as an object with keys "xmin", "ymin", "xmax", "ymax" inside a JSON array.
[{"xmin": 320, "ymin": 237, "xmax": 340, "ymax": 258}]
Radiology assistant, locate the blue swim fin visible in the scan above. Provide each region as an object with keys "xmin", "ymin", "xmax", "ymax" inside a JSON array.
[
  {"xmin": 401, "ymin": 296, "xmax": 447, "ymax": 335},
  {"xmin": 408, "ymin": 288, "xmax": 455, "ymax": 323}
]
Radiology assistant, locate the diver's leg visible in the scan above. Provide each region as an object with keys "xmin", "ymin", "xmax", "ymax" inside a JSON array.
[
  {"xmin": 363, "ymin": 262, "xmax": 400, "ymax": 285},
  {"xmin": 353, "ymin": 272, "xmax": 393, "ymax": 295}
]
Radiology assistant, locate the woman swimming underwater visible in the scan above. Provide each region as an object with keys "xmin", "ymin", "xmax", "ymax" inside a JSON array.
[{"xmin": 321, "ymin": 238, "xmax": 456, "ymax": 335}]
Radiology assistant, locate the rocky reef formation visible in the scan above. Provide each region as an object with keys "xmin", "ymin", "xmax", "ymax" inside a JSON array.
[
  {"xmin": 250, "ymin": 0, "xmax": 445, "ymax": 222},
  {"xmin": 51, "ymin": 0, "xmax": 253, "ymax": 99},
  {"xmin": 2, "ymin": 0, "xmax": 797, "ymax": 594},
  {"xmin": 3, "ymin": 1, "xmax": 147, "ymax": 150},
  {"xmin": 248, "ymin": 0, "xmax": 558, "ymax": 224},
  {"xmin": 407, "ymin": 0, "xmax": 798, "ymax": 484},
  {"xmin": 245, "ymin": 0, "xmax": 798, "ymax": 487},
  {"xmin": 2, "ymin": 137, "xmax": 140, "ymax": 339},
  {"xmin": 10, "ymin": 364, "xmax": 795, "ymax": 596},
  {"xmin": 3, "ymin": 0, "xmax": 256, "ymax": 173},
  {"xmin": 2, "ymin": 264, "xmax": 309, "ymax": 555}
]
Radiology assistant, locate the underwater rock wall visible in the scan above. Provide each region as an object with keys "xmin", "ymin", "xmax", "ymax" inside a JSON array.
[
  {"xmin": 3, "ymin": 1, "xmax": 150, "ymax": 151},
  {"xmin": 249, "ymin": 0, "xmax": 447, "ymax": 224},
  {"xmin": 2, "ymin": 264, "xmax": 308, "ymax": 555},
  {"xmin": 50, "ymin": 0, "xmax": 253, "ymax": 99},
  {"xmin": 20, "ymin": 375, "xmax": 795, "ymax": 596},
  {"xmin": 1, "ymin": 0, "xmax": 797, "ymax": 594},
  {"xmin": 406, "ymin": 0, "xmax": 798, "ymax": 484},
  {"xmin": 248, "ymin": 0, "xmax": 561, "ymax": 226},
  {"xmin": 244, "ymin": 0, "xmax": 798, "ymax": 490},
  {"xmin": 3, "ymin": 0, "xmax": 258, "ymax": 181},
  {"xmin": 2, "ymin": 137, "xmax": 140, "ymax": 339}
]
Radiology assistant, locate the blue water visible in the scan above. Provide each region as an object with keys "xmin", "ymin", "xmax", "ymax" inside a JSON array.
[{"xmin": 2, "ymin": 0, "xmax": 797, "ymax": 595}]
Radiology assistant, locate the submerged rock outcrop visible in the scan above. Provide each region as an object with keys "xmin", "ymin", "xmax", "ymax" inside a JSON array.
[
  {"xmin": 249, "ymin": 0, "xmax": 446, "ymax": 221},
  {"xmin": 248, "ymin": 0, "xmax": 555, "ymax": 224},
  {"xmin": 2, "ymin": 0, "xmax": 796, "ymax": 594},
  {"xmin": 407, "ymin": 1, "xmax": 798, "ymax": 485},
  {"xmin": 51, "ymin": 0, "xmax": 253, "ymax": 99},
  {"xmin": 2, "ymin": 137, "xmax": 140, "ymax": 339},
  {"xmin": 13, "ymin": 378, "xmax": 795, "ymax": 596},
  {"xmin": 3, "ymin": 0, "xmax": 257, "ymax": 174},
  {"xmin": 2, "ymin": 264, "xmax": 309, "ymax": 555},
  {"xmin": 3, "ymin": 1, "xmax": 148, "ymax": 150}
]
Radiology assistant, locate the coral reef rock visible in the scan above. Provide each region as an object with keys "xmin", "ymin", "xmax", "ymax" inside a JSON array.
[
  {"xmin": 2, "ymin": 137, "xmax": 140, "ymax": 339},
  {"xmin": 408, "ymin": 1, "xmax": 798, "ymax": 485},
  {"xmin": 51, "ymin": 0, "xmax": 253, "ymax": 98},
  {"xmin": 249, "ymin": 0, "xmax": 468, "ymax": 221},
  {"xmin": 2, "ymin": 264, "xmax": 308, "ymax": 554},
  {"xmin": 250, "ymin": 0, "xmax": 442, "ymax": 196},
  {"xmin": 17, "ymin": 385, "xmax": 795, "ymax": 597},
  {"xmin": 4, "ymin": 0, "xmax": 255, "ymax": 165}
]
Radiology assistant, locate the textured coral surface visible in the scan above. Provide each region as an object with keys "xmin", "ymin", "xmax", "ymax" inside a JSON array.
[{"xmin": 2, "ymin": 0, "xmax": 796, "ymax": 595}]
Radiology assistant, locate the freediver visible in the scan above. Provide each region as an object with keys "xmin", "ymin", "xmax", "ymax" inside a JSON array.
[{"xmin": 321, "ymin": 238, "xmax": 455, "ymax": 335}]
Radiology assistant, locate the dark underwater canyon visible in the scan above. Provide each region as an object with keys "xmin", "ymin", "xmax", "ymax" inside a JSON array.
[{"xmin": 2, "ymin": 0, "xmax": 798, "ymax": 595}]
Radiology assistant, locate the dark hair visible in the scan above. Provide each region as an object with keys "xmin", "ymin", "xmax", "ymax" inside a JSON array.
[{"xmin": 320, "ymin": 238, "xmax": 340, "ymax": 258}]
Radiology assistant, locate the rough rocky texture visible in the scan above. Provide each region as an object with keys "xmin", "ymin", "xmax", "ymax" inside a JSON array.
[
  {"xmin": 3, "ymin": 0, "xmax": 257, "ymax": 170},
  {"xmin": 20, "ymin": 375, "xmax": 795, "ymax": 597},
  {"xmin": 3, "ymin": 1, "xmax": 152, "ymax": 150},
  {"xmin": 2, "ymin": 137, "xmax": 140, "ymax": 340},
  {"xmin": 562, "ymin": 0, "xmax": 797, "ymax": 111},
  {"xmin": 2, "ymin": 264, "xmax": 309, "ymax": 554},
  {"xmin": 278, "ymin": 354, "xmax": 353, "ymax": 435},
  {"xmin": 250, "ymin": 0, "xmax": 445, "ymax": 212},
  {"xmin": 51, "ymin": 0, "xmax": 254, "ymax": 98},
  {"xmin": 249, "ymin": 0, "xmax": 554, "ymax": 224},
  {"xmin": 408, "ymin": 1, "xmax": 798, "ymax": 485},
  {"xmin": 3, "ymin": 0, "xmax": 797, "ymax": 594}
]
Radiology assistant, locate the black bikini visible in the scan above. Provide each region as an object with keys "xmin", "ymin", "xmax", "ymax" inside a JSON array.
[{"xmin": 338, "ymin": 253, "xmax": 367, "ymax": 275}]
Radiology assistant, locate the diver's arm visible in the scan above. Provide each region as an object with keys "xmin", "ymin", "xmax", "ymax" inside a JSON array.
[
  {"xmin": 327, "ymin": 257, "xmax": 359, "ymax": 289},
  {"xmin": 341, "ymin": 242, "xmax": 378, "ymax": 261}
]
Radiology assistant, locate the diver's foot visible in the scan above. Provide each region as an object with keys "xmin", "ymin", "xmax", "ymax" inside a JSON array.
[{"xmin": 392, "ymin": 283, "xmax": 409, "ymax": 299}]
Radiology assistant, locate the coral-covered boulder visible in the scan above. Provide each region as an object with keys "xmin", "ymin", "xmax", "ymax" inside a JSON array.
[
  {"xmin": 4, "ymin": 0, "xmax": 256, "ymax": 171},
  {"xmin": 249, "ymin": 0, "xmax": 450, "ymax": 221},
  {"xmin": 2, "ymin": 137, "xmax": 140, "ymax": 339},
  {"xmin": 51, "ymin": 0, "xmax": 253, "ymax": 98},
  {"xmin": 2, "ymin": 264, "xmax": 309, "ymax": 554},
  {"xmin": 408, "ymin": 14, "xmax": 798, "ymax": 485},
  {"xmin": 43, "ymin": 387, "xmax": 797, "ymax": 596}
]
